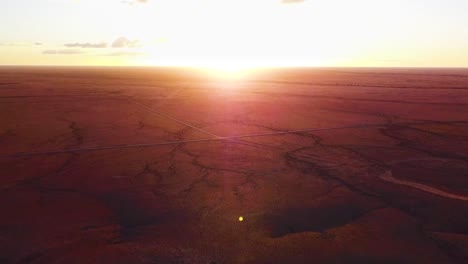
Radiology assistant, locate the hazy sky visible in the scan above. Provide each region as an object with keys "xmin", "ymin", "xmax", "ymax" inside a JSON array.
[{"xmin": 1, "ymin": 0, "xmax": 468, "ymax": 67}]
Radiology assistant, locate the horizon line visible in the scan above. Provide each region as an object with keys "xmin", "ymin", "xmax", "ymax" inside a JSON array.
[{"xmin": 1, "ymin": 65, "xmax": 468, "ymax": 70}]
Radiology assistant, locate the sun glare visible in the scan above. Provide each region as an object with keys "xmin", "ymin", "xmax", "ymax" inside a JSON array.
[
  {"xmin": 2, "ymin": 0, "xmax": 468, "ymax": 67},
  {"xmin": 138, "ymin": 0, "xmax": 328, "ymax": 69}
]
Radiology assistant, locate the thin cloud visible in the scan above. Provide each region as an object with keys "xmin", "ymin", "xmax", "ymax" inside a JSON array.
[
  {"xmin": 120, "ymin": 0, "xmax": 148, "ymax": 5},
  {"xmin": 1, "ymin": 42, "xmax": 43, "ymax": 46},
  {"xmin": 112, "ymin": 37, "xmax": 141, "ymax": 48},
  {"xmin": 64, "ymin": 42, "xmax": 107, "ymax": 48},
  {"xmin": 281, "ymin": 0, "xmax": 306, "ymax": 4},
  {"xmin": 42, "ymin": 49, "xmax": 85, "ymax": 55}
]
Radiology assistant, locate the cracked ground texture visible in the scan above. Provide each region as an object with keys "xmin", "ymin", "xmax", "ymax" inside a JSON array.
[{"xmin": 1, "ymin": 67, "xmax": 468, "ymax": 264}]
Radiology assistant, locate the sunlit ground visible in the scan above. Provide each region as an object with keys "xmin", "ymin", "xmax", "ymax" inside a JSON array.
[
  {"xmin": 192, "ymin": 63, "xmax": 268, "ymax": 81},
  {"xmin": 200, "ymin": 67, "xmax": 255, "ymax": 80}
]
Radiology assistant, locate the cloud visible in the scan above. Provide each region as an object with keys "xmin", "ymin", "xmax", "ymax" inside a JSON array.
[
  {"xmin": 281, "ymin": 0, "xmax": 306, "ymax": 4},
  {"xmin": 112, "ymin": 37, "xmax": 141, "ymax": 48},
  {"xmin": 120, "ymin": 0, "xmax": 148, "ymax": 5},
  {"xmin": 35, "ymin": 42, "xmax": 43, "ymax": 46},
  {"xmin": 64, "ymin": 42, "xmax": 107, "ymax": 48},
  {"xmin": 42, "ymin": 49, "xmax": 85, "ymax": 55}
]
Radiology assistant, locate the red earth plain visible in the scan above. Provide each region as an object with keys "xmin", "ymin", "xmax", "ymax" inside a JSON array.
[{"xmin": 1, "ymin": 67, "xmax": 468, "ymax": 263}]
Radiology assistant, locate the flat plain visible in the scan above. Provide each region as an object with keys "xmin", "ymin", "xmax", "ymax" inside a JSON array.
[{"xmin": 1, "ymin": 67, "xmax": 468, "ymax": 264}]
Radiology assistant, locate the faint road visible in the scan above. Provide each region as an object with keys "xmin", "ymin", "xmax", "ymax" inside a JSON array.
[
  {"xmin": 2, "ymin": 121, "xmax": 467, "ymax": 158},
  {"xmin": 379, "ymin": 170, "xmax": 468, "ymax": 202}
]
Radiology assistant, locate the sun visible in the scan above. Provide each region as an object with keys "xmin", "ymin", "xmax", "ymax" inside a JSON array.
[
  {"xmin": 137, "ymin": 0, "xmax": 330, "ymax": 69},
  {"xmin": 134, "ymin": 0, "xmax": 378, "ymax": 69}
]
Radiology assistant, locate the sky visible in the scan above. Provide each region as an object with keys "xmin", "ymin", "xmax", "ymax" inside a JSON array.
[{"xmin": 1, "ymin": 0, "xmax": 468, "ymax": 68}]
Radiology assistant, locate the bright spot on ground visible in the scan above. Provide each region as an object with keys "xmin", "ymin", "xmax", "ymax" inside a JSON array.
[
  {"xmin": 200, "ymin": 66, "xmax": 257, "ymax": 80},
  {"xmin": 238, "ymin": 216, "xmax": 244, "ymax": 222}
]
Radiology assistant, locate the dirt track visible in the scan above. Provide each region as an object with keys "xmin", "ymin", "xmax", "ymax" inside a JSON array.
[{"xmin": 379, "ymin": 170, "xmax": 468, "ymax": 201}]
